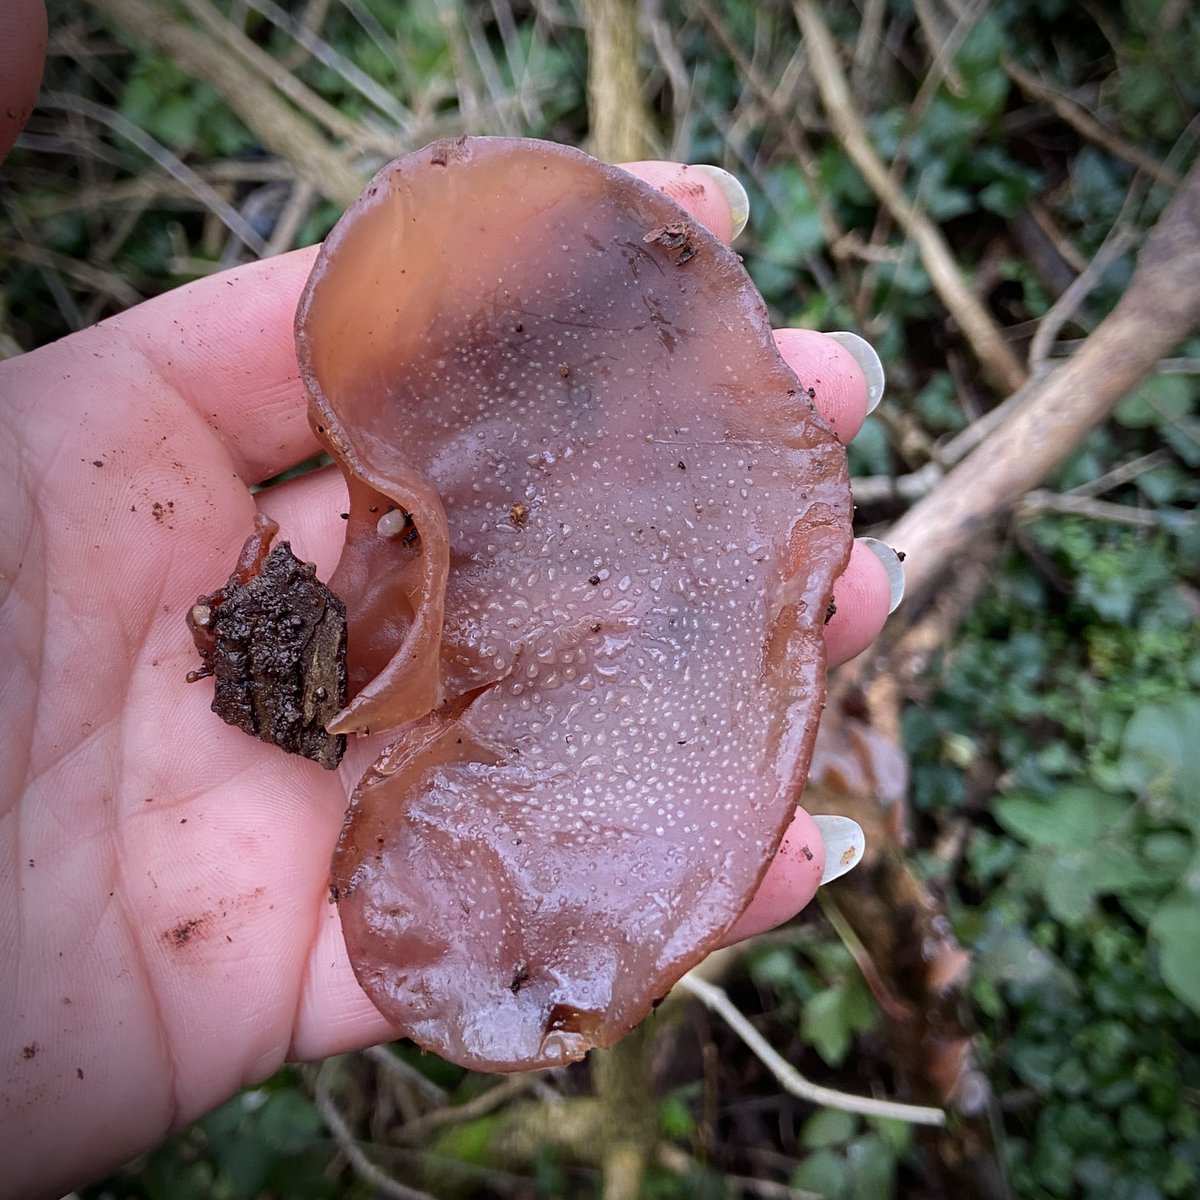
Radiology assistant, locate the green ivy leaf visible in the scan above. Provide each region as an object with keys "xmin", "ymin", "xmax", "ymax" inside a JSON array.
[
  {"xmin": 1121, "ymin": 698, "xmax": 1200, "ymax": 826},
  {"xmin": 792, "ymin": 1147, "xmax": 849, "ymax": 1197},
  {"xmin": 1042, "ymin": 854, "xmax": 1098, "ymax": 924},
  {"xmin": 1115, "ymin": 373, "xmax": 1193, "ymax": 430},
  {"xmin": 1150, "ymin": 888, "xmax": 1200, "ymax": 1016},
  {"xmin": 994, "ymin": 786, "xmax": 1130, "ymax": 850},
  {"xmin": 802, "ymin": 986, "xmax": 854, "ymax": 1065},
  {"xmin": 802, "ymin": 1107, "xmax": 857, "ymax": 1149}
]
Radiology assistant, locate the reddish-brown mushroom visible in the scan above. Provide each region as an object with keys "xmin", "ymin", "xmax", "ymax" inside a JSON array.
[{"xmin": 296, "ymin": 137, "xmax": 853, "ymax": 1071}]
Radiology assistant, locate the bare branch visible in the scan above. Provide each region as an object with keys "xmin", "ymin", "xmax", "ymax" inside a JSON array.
[
  {"xmin": 887, "ymin": 160, "xmax": 1200, "ymax": 608},
  {"xmin": 678, "ymin": 972, "xmax": 947, "ymax": 1126},
  {"xmin": 581, "ymin": 0, "xmax": 657, "ymax": 162},
  {"xmin": 794, "ymin": 0, "xmax": 1028, "ymax": 396}
]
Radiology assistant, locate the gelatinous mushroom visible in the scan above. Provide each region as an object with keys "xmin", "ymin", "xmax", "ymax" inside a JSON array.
[{"xmin": 296, "ymin": 137, "xmax": 853, "ymax": 1071}]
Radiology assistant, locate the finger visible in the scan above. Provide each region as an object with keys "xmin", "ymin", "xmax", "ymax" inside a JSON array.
[
  {"xmin": 773, "ymin": 328, "xmax": 884, "ymax": 444},
  {"xmin": 105, "ymin": 246, "xmax": 321, "ymax": 485},
  {"xmin": 291, "ymin": 901, "xmax": 399, "ymax": 1060},
  {"xmin": 825, "ymin": 538, "xmax": 904, "ymax": 665},
  {"xmin": 721, "ymin": 808, "xmax": 826, "ymax": 944},
  {"xmin": 255, "ymin": 464, "xmax": 348, "ymax": 579},
  {"xmin": 722, "ymin": 810, "xmax": 866, "ymax": 944},
  {"xmin": 620, "ymin": 161, "xmax": 748, "ymax": 244},
  {"xmin": 0, "ymin": 0, "xmax": 46, "ymax": 163}
]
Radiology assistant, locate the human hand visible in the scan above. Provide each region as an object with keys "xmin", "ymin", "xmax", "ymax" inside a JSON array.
[{"xmin": 0, "ymin": 162, "xmax": 896, "ymax": 1198}]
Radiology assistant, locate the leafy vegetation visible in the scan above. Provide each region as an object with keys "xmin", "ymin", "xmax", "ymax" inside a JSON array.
[{"xmin": 3, "ymin": 1, "xmax": 1197, "ymax": 1197}]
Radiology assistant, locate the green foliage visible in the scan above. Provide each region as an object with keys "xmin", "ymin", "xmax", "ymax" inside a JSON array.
[
  {"xmin": 749, "ymin": 939, "xmax": 880, "ymax": 1067},
  {"xmin": 119, "ymin": 51, "xmax": 255, "ymax": 157},
  {"xmin": 907, "ymin": 498, "xmax": 1200, "ymax": 1197},
  {"xmin": 790, "ymin": 1112, "xmax": 912, "ymax": 1200},
  {"xmin": 109, "ymin": 1071, "xmax": 344, "ymax": 1200}
]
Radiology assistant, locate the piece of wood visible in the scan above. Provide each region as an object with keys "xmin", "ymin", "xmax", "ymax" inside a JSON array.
[{"xmin": 887, "ymin": 161, "xmax": 1200, "ymax": 611}]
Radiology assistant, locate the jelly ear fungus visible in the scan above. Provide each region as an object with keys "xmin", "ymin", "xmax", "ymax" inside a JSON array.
[{"xmin": 295, "ymin": 137, "xmax": 853, "ymax": 1071}]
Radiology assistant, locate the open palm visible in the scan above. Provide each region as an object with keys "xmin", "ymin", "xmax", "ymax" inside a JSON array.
[
  {"xmin": 0, "ymin": 168, "xmax": 888, "ymax": 1199},
  {"xmin": 0, "ymin": 245, "xmax": 402, "ymax": 1196}
]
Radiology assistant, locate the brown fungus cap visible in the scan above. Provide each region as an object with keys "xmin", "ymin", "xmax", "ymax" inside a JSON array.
[{"xmin": 295, "ymin": 137, "xmax": 853, "ymax": 1071}]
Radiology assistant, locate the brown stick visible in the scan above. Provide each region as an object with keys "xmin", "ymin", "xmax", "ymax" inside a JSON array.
[
  {"xmin": 886, "ymin": 159, "xmax": 1200, "ymax": 610},
  {"xmin": 794, "ymin": 0, "xmax": 1028, "ymax": 396}
]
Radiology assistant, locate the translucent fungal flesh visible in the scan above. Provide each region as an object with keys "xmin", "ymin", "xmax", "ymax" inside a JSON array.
[{"xmin": 296, "ymin": 137, "xmax": 853, "ymax": 1071}]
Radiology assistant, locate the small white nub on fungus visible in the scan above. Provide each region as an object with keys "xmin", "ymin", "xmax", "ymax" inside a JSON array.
[{"xmin": 376, "ymin": 508, "xmax": 409, "ymax": 538}]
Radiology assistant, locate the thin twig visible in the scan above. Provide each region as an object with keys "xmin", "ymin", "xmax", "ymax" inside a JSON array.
[
  {"xmin": 1028, "ymin": 224, "xmax": 1138, "ymax": 369},
  {"xmin": 1066, "ymin": 448, "xmax": 1173, "ymax": 498},
  {"xmin": 1017, "ymin": 492, "xmax": 1175, "ymax": 528},
  {"xmin": 313, "ymin": 1059, "xmax": 439, "ymax": 1200},
  {"xmin": 1004, "ymin": 57, "xmax": 1181, "ymax": 190},
  {"xmin": 644, "ymin": 0, "xmax": 694, "ymax": 162},
  {"xmin": 725, "ymin": 1177, "xmax": 824, "ymax": 1200},
  {"xmin": 393, "ymin": 1075, "xmax": 540, "ymax": 1143},
  {"xmin": 912, "ymin": 0, "xmax": 966, "ymax": 96},
  {"xmin": 911, "ymin": 0, "xmax": 983, "ymax": 116},
  {"xmin": 1, "ymin": 199, "xmax": 85, "ymax": 330},
  {"xmin": 264, "ymin": 179, "xmax": 318, "ymax": 256},
  {"xmin": 850, "ymin": 0, "xmax": 887, "ymax": 92},
  {"xmin": 818, "ymin": 893, "xmax": 915, "ymax": 1023},
  {"xmin": 794, "ymin": 0, "xmax": 1027, "ymax": 395},
  {"xmin": 677, "ymin": 972, "xmax": 947, "ymax": 1126},
  {"xmin": 693, "ymin": 0, "xmax": 860, "ymax": 318},
  {"xmin": 4, "ymin": 238, "xmax": 143, "ymax": 308},
  {"xmin": 361, "ymin": 1044, "xmax": 449, "ymax": 1105}
]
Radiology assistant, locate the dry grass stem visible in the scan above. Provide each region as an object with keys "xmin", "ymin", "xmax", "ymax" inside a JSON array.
[
  {"xmin": 40, "ymin": 90, "xmax": 270, "ymax": 254},
  {"xmin": 87, "ymin": 0, "xmax": 366, "ymax": 207},
  {"xmin": 239, "ymin": 0, "xmax": 411, "ymax": 128},
  {"xmin": 178, "ymin": 0, "xmax": 393, "ymax": 155}
]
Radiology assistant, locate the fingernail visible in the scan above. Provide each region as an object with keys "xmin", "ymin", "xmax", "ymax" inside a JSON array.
[
  {"xmin": 826, "ymin": 331, "xmax": 885, "ymax": 413},
  {"xmin": 692, "ymin": 164, "xmax": 750, "ymax": 241},
  {"xmin": 860, "ymin": 537, "xmax": 906, "ymax": 614},
  {"xmin": 813, "ymin": 815, "xmax": 865, "ymax": 884}
]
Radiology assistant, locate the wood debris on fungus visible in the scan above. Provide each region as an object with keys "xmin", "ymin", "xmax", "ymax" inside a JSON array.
[
  {"xmin": 293, "ymin": 137, "xmax": 853, "ymax": 1071},
  {"xmin": 643, "ymin": 219, "xmax": 699, "ymax": 265}
]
